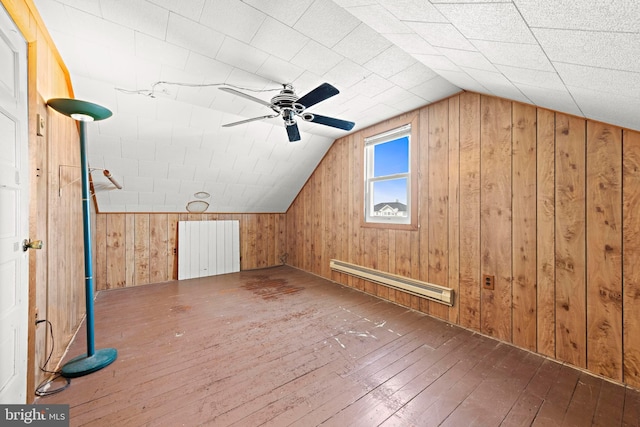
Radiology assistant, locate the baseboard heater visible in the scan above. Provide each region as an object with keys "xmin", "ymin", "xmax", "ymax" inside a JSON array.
[{"xmin": 330, "ymin": 259, "xmax": 454, "ymax": 306}]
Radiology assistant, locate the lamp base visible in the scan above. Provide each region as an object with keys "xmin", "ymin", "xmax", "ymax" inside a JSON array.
[{"xmin": 60, "ymin": 348, "xmax": 118, "ymax": 378}]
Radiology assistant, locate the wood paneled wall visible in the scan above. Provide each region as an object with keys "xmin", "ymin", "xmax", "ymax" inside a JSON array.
[
  {"xmin": 93, "ymin": 213, "xmax": 286, "ymax": 290},
  {"xmin": 285, "ymin": 92, "xmax": 640, "ymax": 388},
  {"xmin": 5, "ymin": 0, "xmax": 87, "ymax": 399}
]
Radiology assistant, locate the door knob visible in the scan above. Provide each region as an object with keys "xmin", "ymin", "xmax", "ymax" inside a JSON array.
[{"xmin": 23, "ymin": 239, "xmax": 43, "ymax": 251}]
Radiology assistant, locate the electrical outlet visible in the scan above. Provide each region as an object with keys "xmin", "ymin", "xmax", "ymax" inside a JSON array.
[
  {"xmin": 37, "ymin": 114, "xmax": 45, "ymax": 137},
  {"xmin": 482, "ymin": 274, "xmax": 495, "ymax": 291}
]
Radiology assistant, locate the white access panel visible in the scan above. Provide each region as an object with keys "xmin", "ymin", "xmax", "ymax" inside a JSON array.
[{"xmin": 177, "ymin": 220, "xmax": 240, "ymax": 280}]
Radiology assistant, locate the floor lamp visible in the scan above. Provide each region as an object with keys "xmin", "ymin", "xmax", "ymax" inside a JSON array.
[{"xmin": 47, "ymin": 98, "xmax": 117, "ymax": 378}]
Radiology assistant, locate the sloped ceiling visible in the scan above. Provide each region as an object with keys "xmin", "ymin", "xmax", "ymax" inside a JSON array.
[{"xmin": 33, "ymin": 0, "xmax": 640, "ymax": 213}]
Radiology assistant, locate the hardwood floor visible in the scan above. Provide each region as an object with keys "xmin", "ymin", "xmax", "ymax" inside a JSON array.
[{"xmin": 38, "ymin": 266, "xmax": 640, "ymax": 426}]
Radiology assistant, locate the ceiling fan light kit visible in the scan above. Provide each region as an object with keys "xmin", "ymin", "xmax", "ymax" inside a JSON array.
[{"xmin": 220, "ymin": 82, "xmax": 355, "ymax": 142}]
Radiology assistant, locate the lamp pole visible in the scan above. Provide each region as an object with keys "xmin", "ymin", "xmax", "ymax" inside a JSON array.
[{"xmin": 47, "ymin": 98, "xmax": 117, "ymax": 378}]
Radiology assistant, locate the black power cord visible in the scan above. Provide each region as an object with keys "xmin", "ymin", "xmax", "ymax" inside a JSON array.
[{"xmin": 34, "ymin": 319, "xmax": 70, "ymax": 397}]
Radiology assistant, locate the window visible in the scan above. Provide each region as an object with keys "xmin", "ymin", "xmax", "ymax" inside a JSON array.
[{"xmin": 364, "ymin": 124, "xmax": 413, "ymax": 226}]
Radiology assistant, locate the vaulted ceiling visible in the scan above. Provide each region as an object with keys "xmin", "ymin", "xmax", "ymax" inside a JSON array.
[{"xmin": 33, "ymin": 0, "xmax": 640, "ymax": 213}]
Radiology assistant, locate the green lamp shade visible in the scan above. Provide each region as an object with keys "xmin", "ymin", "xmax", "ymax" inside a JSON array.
[{"xmin": 47, "ymin": 98, "xmax": 112, "ymax": 122}]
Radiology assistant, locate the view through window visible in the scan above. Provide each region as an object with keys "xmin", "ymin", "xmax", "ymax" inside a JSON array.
[{"xmin": 365, "ymin": 124, "xmax": 411, "ymax": 225}]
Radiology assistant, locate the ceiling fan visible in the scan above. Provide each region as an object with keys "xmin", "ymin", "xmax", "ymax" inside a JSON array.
[{"xmin": 219, "ymin": 82, "xmax": 355, "ymax": 142}]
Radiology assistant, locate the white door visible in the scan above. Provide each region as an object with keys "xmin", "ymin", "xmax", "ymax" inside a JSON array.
[{"xmin": 0, "ymin": 4, "xmax": 29, "ymax": 404}]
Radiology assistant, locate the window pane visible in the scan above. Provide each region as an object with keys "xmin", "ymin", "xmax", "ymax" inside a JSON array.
[
  {"xmin": 372, "ymin": 178, "xmax": 408, "ymax": 217},
  {"xmin": 373, "ymin": 136, "xmax": 409, "ymax": 177}
]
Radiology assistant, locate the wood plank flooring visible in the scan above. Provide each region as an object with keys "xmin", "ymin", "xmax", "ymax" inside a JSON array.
[{"xmin": 38, "ymin": 266, "xmax": 640, "ymax": 426}]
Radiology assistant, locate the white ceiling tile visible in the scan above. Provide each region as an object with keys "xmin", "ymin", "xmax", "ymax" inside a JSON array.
[
  {"xmin": 291, "ymin": 40, "xmax": 345, "ymax": 75},
  {"xmin": 351, "ymin": 74, "xmax": 395, "ymax": 97},
  {"xmin": 121, "ymin": 139, "xmax": 156, "ymax": 161},
  {"xmin": 175, "ymin": 86, "xmax": 218, "ymax": 109},
  {"xmin": 184, "ymin": 52, "xmax": 234, "ymax": 81},
  {"xmin": 109, "ymin": 190, "xmax": 140, "ymax": 205},
  {"xmin": 471, "ymin": 40, "xmax": 554, "ymax": 72},
  {"xmin": 36, "ymin": 0, "xmax": 640, "ymax": 213},
  {"xmin": 155, "ymin": 98, "xmax": 193, "ymax": 127},
  {"xmin": 568, "ymin": 86, "xmax": 640, "ymax": 131},
  {"xmin": 148, "ymin": 0, "xmax": 206, "ymax": 21},
  {"xmin": 515, "ymin": 0, "xmax": 640, "ymax": 32},
  {"xmin": 184, "ymin": 147, "xmax": 214, "ymax": 167},
  {"xmin": 389, "ymin": 94, "xmax": 426, "ymax": 113},
  {"xmin": 52, "ymin": 0, "xmax": 101, "ymax": 14},
  {"xmin": 155, "ymin": 144, "xmax": 185, "ymax": 163},
  {"xmin": 99, "ymin": 0, "xmax": 169, "ymax": 39},
  {"xmin": 215, "ymin": 37, "xmax": 270, "ymax": 74},
  {"xmin": 102, "ymin": 156, "xmax": 139, "ymax": 176},
  {"xmin": 168, "ymin": 164, "xmax": 196, "ymax": 180},
  {"xmin": 171, "ymin": 128, "xmax": 205, "ymax": 147},
  {"xmin": 70, "ymin": 78, "xmax": 115, "ymax": 114},
  {"xmin": 462, "ymin": 68, "xmax": 531, "ymax": 103},
  {"xmin": 534, "ymin": 29, "xmax": 640, "ymax": 73},
  {"xmin": 411, "ymin": 76, "xmax": 461, "ymax": 102},
  {"xmin": 383, "ymin": 33, "xmax": 440, "ymax": 55},
  {"xmin": 115, "ymin": 91, "xmax": 157, "ymax": 120},
  {"xmin": 154, "ymin": 178, "xmax": 182, "ymax": 193},
  {"xmin": 64, "ymin": 7, "xmax": 135, "ymax": 55},
  {"xmin": 371, "ymin": 85, "xmax": 419, "ymax": 105},
  {"xmin": 89, "ymin": 134, "xmax": 121, "ymax": 158},
  {"xmin": 194, "ymin": 166, "xmax": 220, "ymax": 182},
  {"xmin": 47, "ymin": 32, "xmax": 89, "ymax": 76},
  {"xmin": 434, "ymin": 69, "xmax": 489, "ymax": 94},
  {"xmin": 378, "ymin": 0, "xmax": 448, "ymax": 22},
  {"xmin": 430, "ymin": 0, "xmax": 507, "ymax": 2},
  {"xmin": 237, "ymin": 172, "xmax": 262, "ymax": 186},
  {"xmin": 163, "ymin": 192, "xmax": 189, "ymax": 205},
  {"xmin": 256, "ymin": 55, "xmax": 305, "ymax": 85},
  {"xmin": 554, "ymin": 62, "xmax": 640, "ymax": 99},
  {"xmin": 413, "ymin": 54, "xmax": 460, "ymax": 72},
  {"xmin": 137, "ymin": 117, "xmax": 174, "ymax": 142},
  {"xmin": 138, "ymin": 191, "xmax": 166, "ymax": 205},
  {"xmin": 331, "ymin": 0, "xmax": 376, "ymax": 7},
  {"xmin": 435, "ymin": 3, "xmax": 536, "ymax": 44},
  {"xmin": 324, "ymin": 58, "xmax": 372, "ymax": 88},
  {"xmin": 123, "ymin": 176, "xmax": 154, "ymax": 192},
  {"xmin": 389, "ymin": 62, "xmax": 438, "ymax": 90},
  {"xmin": 33, "ymin": 0, "xmax": 73, "ymax": 31},
  {"xmin": 407, "ymin": 22, "xmax": 476, "ymax": 51},
  {"xmin": 334, "ymin": 24, "xmax": 391, "ymax": 65},
  {"xmin": 190, "ymin": 105, "xmax": 224, "ymax": 130},
  {"xmin": 333, "ymin": 23, "xmax": 392, "ymax": 65},
  {"xmin": 134, "ymin": 32, "xmax": 190, "ymax": 68},
  {"xmin": 365, "ymin": 46, "xmax": 416, "ymax": 79},
  {"xmin": 346, "ymin": 5, "xmax": 412, "ymax": 34},
  {"xmin": 294, "ymin": 0, "xmax": 361, "ymax": 47},
  {"xmin": 242, "ymin": 0, "xmax": 314, "ymax": 23},
  {"xmin": 166, "ymin": 13, "xmax": 225, "ymax": 59},
  {"xmin": 496, "ymin": 65, "xmax": 566, "ymax": 91},
  {"xmin": 133, "ymin": 58, "xmax": 163, "ymax": 89},
  {"xmin": 436, "ymin": 48, "xmax": 497, "ymax": 72},
  {"xmin": 250, "ymin": 17, "xmax": 309, "ymax": 61},
  {"xmin": 138, "ymin": 160, "xmax": 169, "ymax": 179},
  {"xmin": 179, "ymin": 180, "xmax": 206, "ymax": 194},
  {"xmin": 514, "ymin": 84, "xmax": 582, "ymax": 117},
  {"xmin": 99, "ymin": 114, "xmax": 139, "ymax": 140},
  {"xmin": 199, "ymin": 0, "xmax": 266, "ymax": 44}
]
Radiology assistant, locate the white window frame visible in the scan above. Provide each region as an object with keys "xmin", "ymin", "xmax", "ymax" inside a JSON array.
[{"xmin": 364, "ymin": 124, "xmax": 412, "ymax": 225}]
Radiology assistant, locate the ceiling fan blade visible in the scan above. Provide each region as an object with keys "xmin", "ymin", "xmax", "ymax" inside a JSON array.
[
  {"xmin": 304, "ymin": 113, "xmax": 355, "ymax": 131},
  {"xmin": 219, "ymin": 87, "xmax": 273, "ymax": 108},
  {"xmin": 286, "ymin": 122, "xmax": 301, "ymax": 142},
  {"xmin": 222, "ymin": 114, "xmax": 279, "ymax": 127},
  {"xmin": 296, "ymin": 83, "xmax": 339, "ymax": 109}
]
